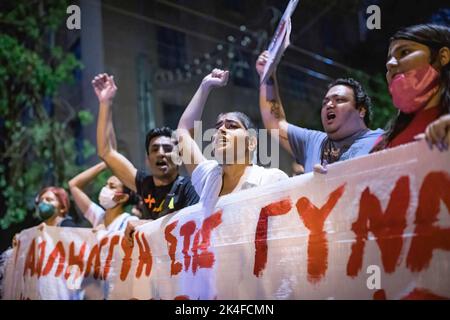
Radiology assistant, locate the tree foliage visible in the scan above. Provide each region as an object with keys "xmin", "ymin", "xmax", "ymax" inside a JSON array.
[
  {"xmin": 346, "ymin": 70, "xmax": 397, "ymax": 130},
  {"xmin": 0, "ymin": 1, "xmax": 93, "ymax": 229}
]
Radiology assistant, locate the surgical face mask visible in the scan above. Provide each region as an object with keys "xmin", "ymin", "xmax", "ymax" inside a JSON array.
[
  {"xmin": 98, "ymin": 187, "xmax": 118, "ymax": 209},
  {"xmin": 36, "ymin": 202, "xmax": 56, "ymax": 221},
  {"xmin": 388, "ymin": 64, "xmax": 440, "ymax": 114}
]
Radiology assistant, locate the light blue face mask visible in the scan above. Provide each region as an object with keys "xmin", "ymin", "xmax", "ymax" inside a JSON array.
[{"xmin": 36, "ymin": 202, "xmax": 56, "ymax": 221}]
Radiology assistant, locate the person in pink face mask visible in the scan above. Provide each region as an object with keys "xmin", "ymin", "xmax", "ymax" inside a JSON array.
[{"xmin": 372, "ymin": 24, "xmax": 450, "ymax": 151}]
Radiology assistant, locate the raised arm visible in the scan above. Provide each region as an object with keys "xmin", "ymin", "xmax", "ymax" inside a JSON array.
[
  {"xmin": 68, "ymin": 162, "xmax": 107, "ymax": 214},
  {"xmin": 256, "ymin": 51, "xmax": 293, "ymax": 156},
  {"xmin": 177, "ymin": 69, "xmax": 229, "ymax": 175},
  {"xmin": 93, "ymin": 73, "xmax": 138, "ymax": 192}
]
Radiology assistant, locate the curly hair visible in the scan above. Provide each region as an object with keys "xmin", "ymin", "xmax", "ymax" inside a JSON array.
[{"xmin": 327, "ymin": 78, "xmax": 373, "ymax": 127}]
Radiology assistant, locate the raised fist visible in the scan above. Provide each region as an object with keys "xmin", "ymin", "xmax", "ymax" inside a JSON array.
[
  {"xmin": 92, "ymin": 73, "xmax": 117, "ymax": 104},
  {"xmin": 201, "ymin": 68, "xmax": 229, "ymax": 90}
]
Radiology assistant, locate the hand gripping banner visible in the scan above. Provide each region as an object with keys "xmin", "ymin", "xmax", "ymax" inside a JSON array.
[{"xmin": 2, "ymin": 140, "xmax": 450, "ymax": 300}]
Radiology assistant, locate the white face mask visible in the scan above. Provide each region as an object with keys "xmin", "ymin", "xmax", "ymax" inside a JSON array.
[{"xmin": 98, "ymin": 187, "xmax": 118, "ymax": 209}]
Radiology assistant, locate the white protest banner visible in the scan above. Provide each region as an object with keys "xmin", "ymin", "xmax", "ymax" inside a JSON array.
[
  {"xmin": 2, "ymin": 140, "xmax": 450, "ymax": 300},
  {"xmin": 260, "ymin": 0, "xmax": 300, "ymax": 84}
]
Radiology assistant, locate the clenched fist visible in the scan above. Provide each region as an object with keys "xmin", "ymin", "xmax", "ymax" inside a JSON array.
[
  {"xmin": 92, "ymin": 73, "xmax": 117, "ymax": 104},
  {"xmin": 201, "ymin": 68, "xmax": 229, "ymax": 90}
]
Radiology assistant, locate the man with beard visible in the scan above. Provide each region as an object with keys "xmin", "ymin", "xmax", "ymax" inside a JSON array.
[
  {"xmin": 256, "ymin": 51, "xmax": 384, "ymax": 173},
  {"xmin": 94, "ymin": 73, "xmax": 199, "ymax": 244}
]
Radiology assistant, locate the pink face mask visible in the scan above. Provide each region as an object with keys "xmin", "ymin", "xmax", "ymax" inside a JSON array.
[{"xmin": 388, "ymin": 64, "xmax": 440, "ymax": 114}]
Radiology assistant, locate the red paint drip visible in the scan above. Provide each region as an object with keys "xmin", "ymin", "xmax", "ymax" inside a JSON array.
[
  {"xmin": 254, "ymin": 199, "xmax": 292, "ymax": 277},
  {"xmin": 191, "ymin": 210, "xmax": 222, "ymax": 274},
  {"xmin": 164, "ymin": 221, "xmax": 182, "ymax": 276},
  {"xmin": 180, "ymin": 221, "xmax": 196, "ymax": 271},
  {"xmin": 42, "ymin": 241, "xmax": 65, "ymax": 277},
  {"xmin": 347, "ymin": 177, "xmax": 409, "ymax": 277},
  {"xmin": 135, "ymin": 232, "xmax": 152, "ymax": 278},
  {"xmin": 296, "ymin": 184, "xmax": 345, "ymax": 283},
  {"xmin": 407, "ymin": 172, "xmax": 450, "ymax": 272},
  {"xmin": 64, "ymin": 241, "xmax": 86, "ymax": 280},
  {"xmin": 120, "ymin": 236, "xmax": 133, "ymax": 281}
]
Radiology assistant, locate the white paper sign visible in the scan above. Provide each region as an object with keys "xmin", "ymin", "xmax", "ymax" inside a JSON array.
[{"xmin": 261, "ymin": 0, "xmax": 300, "ymax": 84}]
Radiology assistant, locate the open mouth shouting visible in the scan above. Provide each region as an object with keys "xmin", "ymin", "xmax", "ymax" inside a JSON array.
[
  {"xmin": 215, "ymin": 135, "xmax": 229, "ymax": 148},
  {"xmin": 155, "ymin": 158, "xmax": 169, "ymax": 172},
  {"xmin": 326, "ymin": 110, "xmax": 336, "ymax": 123}
]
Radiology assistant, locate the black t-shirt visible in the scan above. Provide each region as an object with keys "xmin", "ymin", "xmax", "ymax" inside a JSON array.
[{"xmin": 135, "ymin": 170, "xmax": 199, "ymax": 220}]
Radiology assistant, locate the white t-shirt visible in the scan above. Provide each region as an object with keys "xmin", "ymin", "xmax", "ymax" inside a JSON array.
[
  {"xmin": 191, "ymin": 160, "xmax": 289, "ymax": 206},
  {"xmin": 80, "ymin": 203, "xmax": 138, "ymax": 300},
  {"xmin": 84, "ymin": 202, "xmax": 138, "ymax": 232}
]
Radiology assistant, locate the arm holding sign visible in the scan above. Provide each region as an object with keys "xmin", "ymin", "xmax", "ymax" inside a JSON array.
[{"xmin": 256, "ymin": 51, "xmax": 294, "ymax": 156}]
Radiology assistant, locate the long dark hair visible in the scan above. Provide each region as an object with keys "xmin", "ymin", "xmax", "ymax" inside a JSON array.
[
  {"xmin": 372, "ymin": 24, "xmax": 450, "ymax": 151},
  {"xmin": 121, "ymin": 185, "xmax": 139, "ymax": 207}
]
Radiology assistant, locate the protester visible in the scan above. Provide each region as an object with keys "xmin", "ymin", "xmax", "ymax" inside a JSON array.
[
  {"xmin": 371, "ymin": 24, "xmax": 450, "ymax": 151},
  {"xmin": 93, "ymin": 73, "xmax": 199, "ymax": 244},
  {"xmin": 34, "ymin": 186, "xmax": 76, "ymax": 227},
  {"xmin": 4, "ymin": 185, "xmax": 76, "ymax": 284},
  {"xmin": 177, "ymin": 69, "xmax": 288, "ymax": 207},
  {"xmin": 69, "ymin": 162, "xmax": 139, "ymax": 232},
  {"xmin": 256, "ymin": 52, "xmax": 384, "ymax": 173}
]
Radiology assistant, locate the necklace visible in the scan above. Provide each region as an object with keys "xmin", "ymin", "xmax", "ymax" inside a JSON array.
[{"xmin": 320, "ymin": 129, "xmax": 369, "ymax": 165}]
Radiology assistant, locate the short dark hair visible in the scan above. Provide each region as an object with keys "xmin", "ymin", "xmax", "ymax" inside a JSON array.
[
  {"xmin": 122, "ymin": 185, "xmax": 139, "ymax": 206},
  {"xmin": 217, "ymin": 111, "xmax": 257, "ymax": 133},
  {"xmin": 327, "ymin": 78, "xmax": 373, "ymax": 126},
  {"xmin": 145, "ymin": 127, "xmax": 174, "ymax": 155}
]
